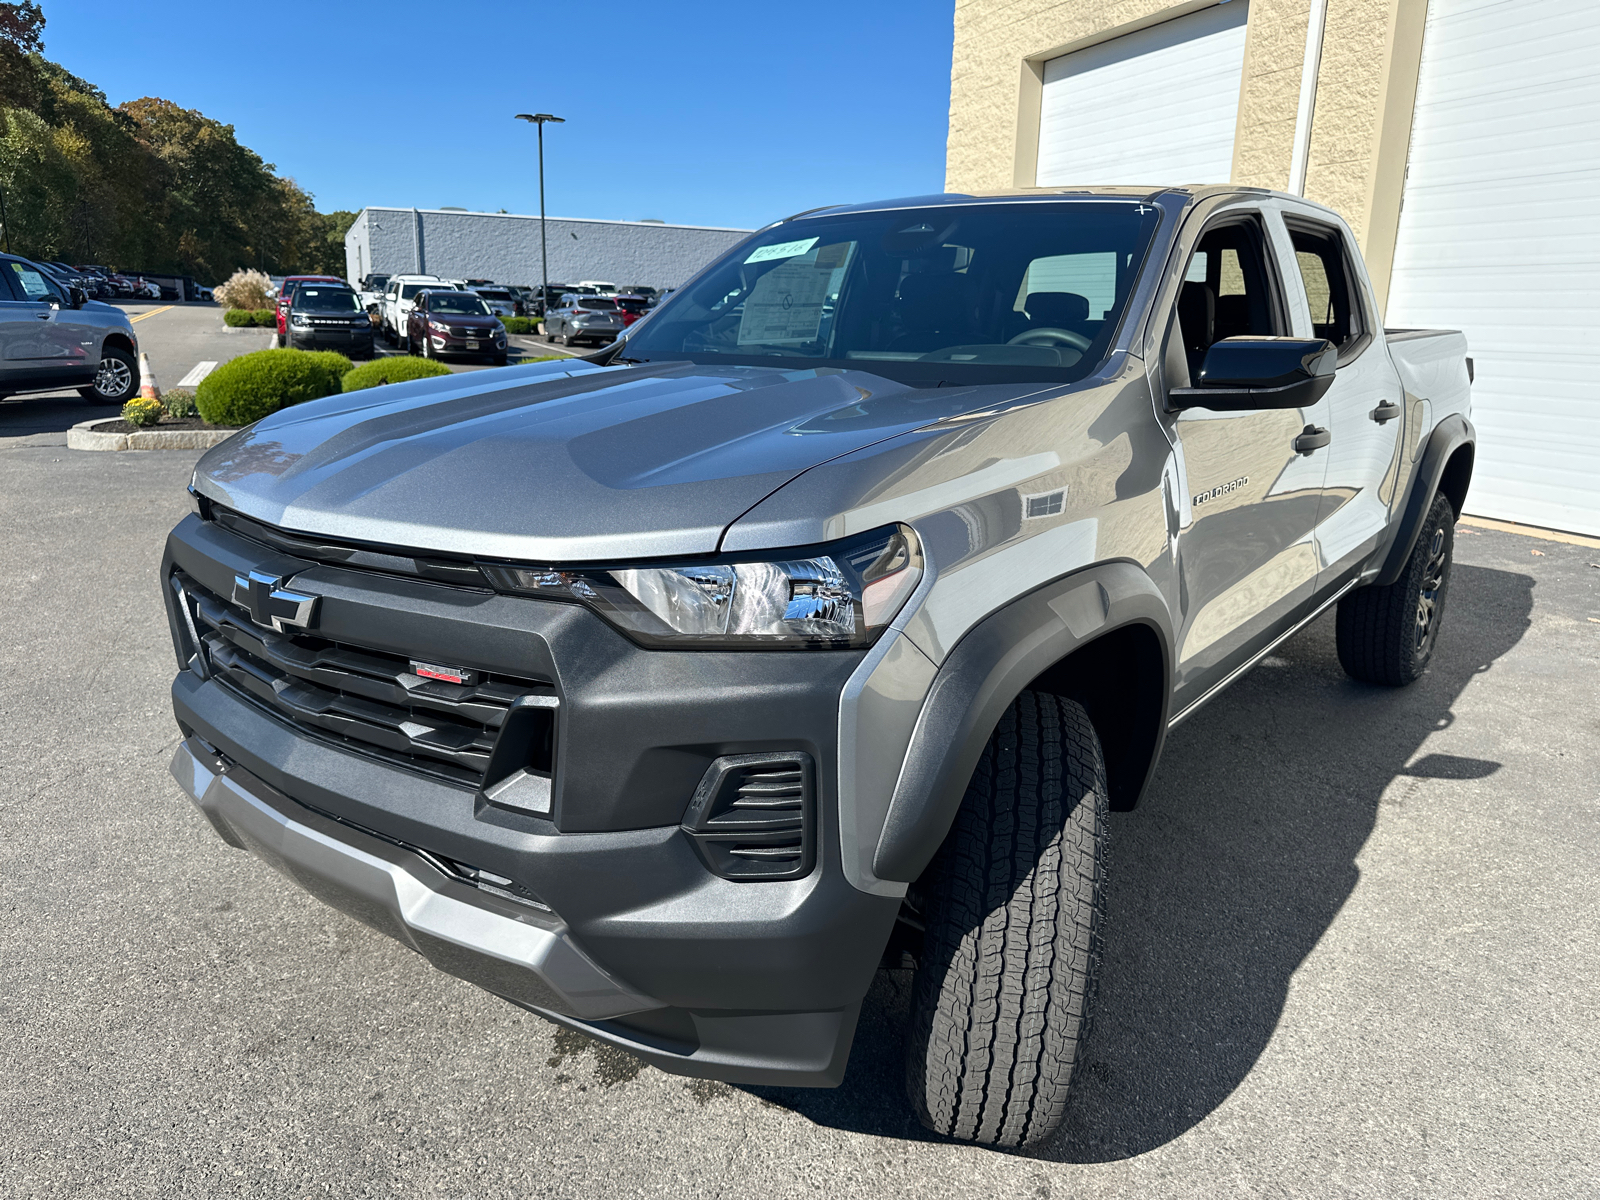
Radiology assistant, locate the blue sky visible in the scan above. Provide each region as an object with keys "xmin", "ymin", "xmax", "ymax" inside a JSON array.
[{"xmin": 43, "ymin": 2, "xmax": 955, "ymax": 230}]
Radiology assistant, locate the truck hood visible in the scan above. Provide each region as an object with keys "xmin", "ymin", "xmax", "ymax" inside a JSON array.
[{"xmin": 191, "ymin": 359, "xmax": 1056, "ymax": 562}]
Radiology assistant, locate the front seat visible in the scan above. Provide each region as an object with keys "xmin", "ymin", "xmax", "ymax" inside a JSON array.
[
  {"xmin": 1023, "ymin": 291, "xmax": 1091, "ymax": 332},
  {"xmin": 889, "ymin": 273, "xmax": 974, "ymax": 351},
  {"xmin": 1177, "ymin": 281, "xmax": 1216, "ymax": 377}
]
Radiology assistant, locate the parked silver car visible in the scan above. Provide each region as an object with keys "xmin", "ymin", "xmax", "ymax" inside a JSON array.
[
  {"xmin": 0, "ymin": 254, "xmax": 140, "ymax": 403},
  {"xmin": 544, "ymin": 295, "xmax": 626, "ymax": 347}
]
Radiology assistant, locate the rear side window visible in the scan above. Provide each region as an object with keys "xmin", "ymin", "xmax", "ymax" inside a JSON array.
[{"xmin": 1285, "ymin": 219, "xmax": 1364, "ymax": 351}]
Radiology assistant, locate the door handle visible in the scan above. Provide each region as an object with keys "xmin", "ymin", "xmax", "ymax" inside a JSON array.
[
  {"xmin": 34, "ymin": 311, "xmax": 51, "ymax": 320},
  {"xmin": 1370, "ymin": 400, "xmax": 1401, "ymax": 424},
  {"xmin": 1293, "ymin": 425, "xmax": 1331, "ymax": 456}
]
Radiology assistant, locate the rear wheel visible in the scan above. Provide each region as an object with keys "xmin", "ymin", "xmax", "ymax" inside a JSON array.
[
  {"xmin": 906, "ymin": 691, "xmax": 1108, "ymax": 1148},
  {"xmin": 1336, "ymin": 492, "xmax": 1455, "ymax": 686},
  {"xmin": 77, "ymin": 345, "xmax": 138, "ymax": 404}
]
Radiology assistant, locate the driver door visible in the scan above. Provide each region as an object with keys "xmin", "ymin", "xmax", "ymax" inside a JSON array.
[{"xmin": 1161, "ymin": 210, "xmax": 1333, "ymax": 714}]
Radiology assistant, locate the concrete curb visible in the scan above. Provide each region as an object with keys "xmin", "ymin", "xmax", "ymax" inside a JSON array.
[{"xmin": 68, "ymin": 417, "xmax": 239, "ymax": 452}]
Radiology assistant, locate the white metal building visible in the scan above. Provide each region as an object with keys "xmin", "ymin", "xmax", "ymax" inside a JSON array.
[
  {"xmin": 344, "ymin": 208, "xmax": 753, "ymax": 292},
  {"xmin": 948, "ymin": 0, "xmax": 1600, "ymax": 535}
]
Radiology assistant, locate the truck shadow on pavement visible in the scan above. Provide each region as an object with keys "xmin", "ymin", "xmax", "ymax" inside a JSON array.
[
  {"xmin": 746, "ymin": 563, "xmax": 1534, "ymax": 1158},
  {"xmin": 0, "ymin": 393, "xmax": 120, "ymax": 439}
]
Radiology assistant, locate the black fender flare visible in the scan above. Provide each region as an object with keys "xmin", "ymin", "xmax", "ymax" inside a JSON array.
[
  {"xmin": 1374, "ymin": 414, "xmax": 1476, "ymax": 587},
  {"xmin": 872, "ymin": 561, "xmax": 1173, "ymax": 883}
]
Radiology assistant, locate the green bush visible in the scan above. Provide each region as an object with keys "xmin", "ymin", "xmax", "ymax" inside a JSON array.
[
  {"xmin": 223, "ymin": 308, "xmax": 254, "ymax": 327},
  {"xmin": 195, "ymin": 348, "xmax": 352, "ymax": 426},
  {"xmin": 163, "ymin": 388, "xmax": 198, "ymax": 419},
  {"xmin": 341, "ymin": 356, "xmax": 453, "ymax": 392},
  {"xmin": 502, "ymin": 316, "xmax": 535, "ymax": 335},
  {"xmin": 251, "ymin": 308, "xmax": 276, "ymax": 327},
  {"xmin": 122, "ymin": 395, "xmax": 163, "ymax": 427}
]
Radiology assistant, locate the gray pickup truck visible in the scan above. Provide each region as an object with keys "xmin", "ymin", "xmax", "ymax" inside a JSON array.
[{"xmin": 163, "ymin": 186, "xmax": 1472, "ymax": 1148}]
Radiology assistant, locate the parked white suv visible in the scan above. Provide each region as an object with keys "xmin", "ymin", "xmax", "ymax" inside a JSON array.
[{"xmin": 381, "ymin": 275, "xmax": 455, "ymax": 348}]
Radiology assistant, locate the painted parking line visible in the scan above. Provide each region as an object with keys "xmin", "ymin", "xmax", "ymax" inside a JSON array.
[
  {"xmin": 129, "ymin": 305, "xmax": 174, "ymax": 323},
  {"xmin": 177, "ymin": 361, "xmax": 217, "ymax": 388}
]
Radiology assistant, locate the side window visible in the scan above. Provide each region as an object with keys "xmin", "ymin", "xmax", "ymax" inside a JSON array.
[
  {"xmin": 1170, "ymin": 216, "xmax": 1283, "ymax": 380},
  {"xmin": 1286, "ymin": 219, "xmax": 1363, "ymax": 351},
  {"xmin": 9, "ymin": 261, "xmax": 60, "ymax": 303},
  {"xmin": 0, "ymin": 263, "xmax": 18, "ymax": 301}
]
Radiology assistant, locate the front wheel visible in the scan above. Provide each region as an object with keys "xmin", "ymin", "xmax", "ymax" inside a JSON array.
[
  {"xmin": 1336, "ymin": 492, "xmax": 1455, "ymax": 686},
  {"xmin": 78, "ymin": 345, "xmax": 138, "ymax": 404},
  {"xmin": 906, "ymin": 691, "xmax": 1108, "ymax": 1148}
]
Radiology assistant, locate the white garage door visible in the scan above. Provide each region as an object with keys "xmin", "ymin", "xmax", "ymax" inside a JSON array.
[
  {"xmin": 1386, "ymin": 0, "xmax": 1600, "ymax": 535},
  {"xmin": 1036, "ymin": 0, "xmax": 1249, "ymax": 187}
]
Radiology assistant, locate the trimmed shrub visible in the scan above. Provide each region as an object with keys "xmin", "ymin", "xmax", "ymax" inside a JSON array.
[
  {"xmin": 223, "ymin": 308, "xmax": 254, "ymax": 327},
  {"xmin": 195, "ymin": 348, "xmax": 353, "ymax": 427},
  {"xmin": 341, "ymin": 356, "xmax": 453, "ymax": 392},
  {"xmin": 214, "ymin": 268, "xmax": 273, "ymax": 311},
  {"xmin": 502, "ymin": 316, "xmax": 535, "ymax": 335},
  {"xmin": 251, "ymin": 308, "xmax": 276, "ymax": 327},
  {"xmin": 163, "ymin": 388, "xmax": 198, "ymax": 419},
  {"xmin": 122, "ymin": 395, "xmax": 163, "ymax": 427}
]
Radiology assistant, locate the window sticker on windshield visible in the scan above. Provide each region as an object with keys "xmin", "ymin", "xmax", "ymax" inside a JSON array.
[
  {"xmin": 744, "ymin": 237, "xmax": 818, "ymax": 265},
  {"xmin": 10, "ymin": 265, "xmax": 49, "ymax": 298},
  {"xmin": 737, "ymin": 243, "xmax": 853, "ymax": 346}
]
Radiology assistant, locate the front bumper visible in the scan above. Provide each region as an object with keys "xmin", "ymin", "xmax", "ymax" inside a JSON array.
[
  {"xmin": 292, "ymin": 325, "xmax": 374, "ymax": 350},
  {"xmin": 161, "ymin": 514, "xmax": 900, "ymax": 1085},
  {"xmin": 171, "ymin": 736, "xmax": 656, "ymax": 1021}
]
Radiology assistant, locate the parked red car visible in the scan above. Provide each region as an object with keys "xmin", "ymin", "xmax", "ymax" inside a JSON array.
[
  {"xmin": 275, "ymin": 275, "xmax": 345, "ymax": 339},
  {"xmin": 613, "ymin": 294, "xmax": 649, "ymax": 326}
]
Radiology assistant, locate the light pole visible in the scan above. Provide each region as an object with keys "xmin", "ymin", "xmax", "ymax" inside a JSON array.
[{"xmin": 514, "ymin": 113, "xmax": 564, "ymax": 325}]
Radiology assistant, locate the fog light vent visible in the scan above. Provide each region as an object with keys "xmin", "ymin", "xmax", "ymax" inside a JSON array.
[{"xmin": 681, "ymin": 752, "xmax": 815, "ymax": 882}]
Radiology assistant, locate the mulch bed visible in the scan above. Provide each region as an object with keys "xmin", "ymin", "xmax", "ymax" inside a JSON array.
[{"xmin": 94, "ymin": 417, "xmax": 240, "ymax": 434}]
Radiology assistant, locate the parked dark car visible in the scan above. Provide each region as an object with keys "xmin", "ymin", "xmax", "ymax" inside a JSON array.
[
  {"xmin": 285, "ymin": 284, "xmax": 374, "ymax": 357},
  {"xmin": 275, "ymin": 275, "xmax": 345, "ymax": 339},
  {"xmin": 545, "ymin": 294, "xmax": 626, "ymax": 346},
  {"xmin": 405, "ymin": 289, "xmax": 508, "ymax": 364}
]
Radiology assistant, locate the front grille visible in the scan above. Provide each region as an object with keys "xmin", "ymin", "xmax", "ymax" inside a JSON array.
[
  {"xmin": 681, "ymin": 752, "xmax": 816, "ymax": 882},
  {"xmin": 174, "ymin": 571, "xmax": 555, "ymax": 790}
]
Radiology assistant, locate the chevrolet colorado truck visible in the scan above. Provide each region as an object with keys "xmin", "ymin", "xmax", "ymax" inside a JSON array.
[{"xmin": 163, "ymin": 186, "xmax": 1473, "ymax": 1147}]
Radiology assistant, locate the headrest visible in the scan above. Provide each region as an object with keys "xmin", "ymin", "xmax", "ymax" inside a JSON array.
[
  {"xmin": 1024, "ymin": 291, "xmax": 1090, "ymax": 326},
  {"xmin": 1178, "ymin": 282, "xmax": 1215, "ymax": 351}
]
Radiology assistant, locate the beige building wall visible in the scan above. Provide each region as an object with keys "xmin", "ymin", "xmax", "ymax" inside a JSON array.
[{"xmin": 946, "ymin": 0, "xmax": 1428, "ymax": 306}]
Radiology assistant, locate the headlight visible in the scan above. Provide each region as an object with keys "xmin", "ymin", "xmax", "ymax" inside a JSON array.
[
  {"xmin": 290, "ymin": 313, "xmax": 309, "ymax": 327},
  {"xmin": 485, "ymin": 525, "xmax": 922, "ymax": 649},
  {"xmin": 430, "ymin": 320, "xmax": 448, "ymax": 332}
]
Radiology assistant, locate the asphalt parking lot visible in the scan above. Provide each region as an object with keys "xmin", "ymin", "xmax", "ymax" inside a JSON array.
[
  {"xmin": 0, "ymin": 444, "xmax": 1595, "ymax": 1198},
  {"xmin": 0, "ymin": 301, "xmax": 578, "ymax": 446}
]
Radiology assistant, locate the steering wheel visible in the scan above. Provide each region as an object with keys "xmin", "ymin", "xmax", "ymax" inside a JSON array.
[{"xmin": 1008, "ymin": 327, "xmax": 1092, "ymax": 352}]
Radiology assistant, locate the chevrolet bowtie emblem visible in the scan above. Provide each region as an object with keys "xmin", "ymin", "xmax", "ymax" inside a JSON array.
[{"xmin": 232, "ymin": 571, "xmax": 318, "ymax": 632}]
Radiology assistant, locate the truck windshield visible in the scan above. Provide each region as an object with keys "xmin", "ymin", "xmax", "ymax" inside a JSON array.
[
  {"xmin": 623, "ymin": 201, "xmax": 1163, "ymax": 384},
  {"xmin": 296, "ymin": 289, "xmax": 360, "ymax": 312}
]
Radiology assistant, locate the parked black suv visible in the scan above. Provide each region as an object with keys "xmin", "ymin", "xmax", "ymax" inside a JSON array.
[{"xmin": 285, "ymin": 284, "xmax": 374, "ymax": 357}]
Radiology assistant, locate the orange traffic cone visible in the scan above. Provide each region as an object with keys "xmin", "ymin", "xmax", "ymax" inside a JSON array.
[{"xmin": 138, "ymin": 352, "xmax": 161, "ymax": 402}]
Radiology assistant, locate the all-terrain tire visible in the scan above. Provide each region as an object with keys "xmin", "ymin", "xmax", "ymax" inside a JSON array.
[
  {"xmin": 906, "ymin": 691, "xmax": 1108, "ymax": 1148},
  {"xmin": 1336, "ymin": 492, "xmax": 1455, "ymax": 686}
]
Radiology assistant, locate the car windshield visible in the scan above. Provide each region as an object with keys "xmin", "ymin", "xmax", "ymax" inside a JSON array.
[
  {"xmin": 622, "ymin": 201, "xmax": 1163, "ymax": 385},
  {"xmin": 428, "ymin": 293, "xmax": 492, "ymax": 315},
  {"xmin": 578, "ymin": 298, "xmax": 617, "ymax": 310},
  {"xmin": 297, "ymin": 288, "xmax": 360, "ymax": 312}
]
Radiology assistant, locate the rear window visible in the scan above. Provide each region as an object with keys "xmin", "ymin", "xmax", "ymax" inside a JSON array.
[
  {"xmin": 475, "ymin": 289, "xmax": 512, "ymax": 300},
  {"xmin": 579, "ymin": 298, "xmax": 618, "ymax": 310}
]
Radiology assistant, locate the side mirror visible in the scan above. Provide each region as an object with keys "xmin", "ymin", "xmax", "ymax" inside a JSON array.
[
  {"xmin": 68, "ymin": 285, "xmax": 87, "ymax": 309},
  {"xmin": 1169, "ymin": 337, "xmax": 1336, "ymax": 411}
]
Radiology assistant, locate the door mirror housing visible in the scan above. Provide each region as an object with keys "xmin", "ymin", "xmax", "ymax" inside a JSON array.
[
  {"xmin": 68, "ymin": 285, "xmax": 87, "ymax": 309},
  {"xmin": 1169, "ymin": 337, "xmax": 1337, "ymax": 411}
]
